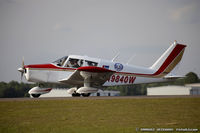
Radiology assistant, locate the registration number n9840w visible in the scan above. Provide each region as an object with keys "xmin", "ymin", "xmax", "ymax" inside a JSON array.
[{"xmin": 107, "ymin": 75, "xmax": 136, "ymax": 84}]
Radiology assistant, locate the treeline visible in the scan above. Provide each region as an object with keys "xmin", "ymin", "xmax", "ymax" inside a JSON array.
[
  {"xmin": 0, "ymin": 82, "xmax": 71, "ymax": 98},
  {"xmin": 0, "ymin": 82, "xmax": 35, "ymax": 98},
  {"xmin": 0, "ymin": 72, "xmax": 199, "ymax": 98}
]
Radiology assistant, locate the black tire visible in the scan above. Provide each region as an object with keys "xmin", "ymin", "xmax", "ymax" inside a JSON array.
[
  {"xmin": 82, "ymin": 93, "xmax": 91, "ymax": 97},
  {"xmin": 31, "ymin": 94, "xmax": 41, "ymax": 98},
  {"xmin": 72, "ymin": 93, "xmax": 81, "ymax": 97}
]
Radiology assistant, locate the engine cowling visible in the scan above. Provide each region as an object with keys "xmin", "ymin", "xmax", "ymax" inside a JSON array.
[{"xmin": 28, "ymin": 86, "xmax": 52, "ymax": 98}]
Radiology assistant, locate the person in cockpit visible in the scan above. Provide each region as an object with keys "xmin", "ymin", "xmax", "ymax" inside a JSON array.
[{"xmin": 70, "ymin": 59, "xmax": 80, "ymax": 68}]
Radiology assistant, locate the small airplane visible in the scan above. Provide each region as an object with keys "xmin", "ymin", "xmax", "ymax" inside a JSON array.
[{"xmin": 18, "ymin": 41, "xmax": 186, "ymax": 97}]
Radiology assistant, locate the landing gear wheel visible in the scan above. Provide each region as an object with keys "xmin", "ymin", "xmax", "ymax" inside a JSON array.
[
  {"xmin": 81, "ymin": 93, "xmax": 91, "ymax": 97},
  {"xmin": 72, "ymin": 93, "xmax": 81, "ymax": 97},
  {"xmin": 31, "ymin": 94, "xmax": 41, "ymax": 98}
]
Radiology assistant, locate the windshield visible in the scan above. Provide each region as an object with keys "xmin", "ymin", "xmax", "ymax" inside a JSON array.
[{"xmin": 53, "ymin": 56, "xmax": 68, "ymax": 66}]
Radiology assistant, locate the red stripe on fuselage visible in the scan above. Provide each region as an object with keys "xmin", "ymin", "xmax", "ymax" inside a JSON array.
[{"xmin": 24, "ymin": 64, "xmax": 75, "ymax": 70}]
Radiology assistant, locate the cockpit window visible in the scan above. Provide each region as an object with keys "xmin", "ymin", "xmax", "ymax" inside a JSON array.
[
  {"xmin": 53, "ymin": 56, "xmax": 68, "ymax": 66},
  {"xmin": 85, "ymin": 60, "xmax": 98, "ymax": 66},
  {"xmin": 65, "ymin": 58, "xmax": 83, "ymax": 68}
]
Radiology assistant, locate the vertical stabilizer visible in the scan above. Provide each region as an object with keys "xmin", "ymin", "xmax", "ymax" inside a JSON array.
[{"xmin": 150, "ymin": 41, "xmax": 186, "ymax": 77}]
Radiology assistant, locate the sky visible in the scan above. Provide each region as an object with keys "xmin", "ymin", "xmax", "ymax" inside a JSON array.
[{"xmin": 0, "ymin": 0, "xmax": 200, "ymax": 82}]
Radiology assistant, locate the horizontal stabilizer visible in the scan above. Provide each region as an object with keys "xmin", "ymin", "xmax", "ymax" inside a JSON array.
[{"xmin": 164, "ymin": 74, "xmax": 185, "ymax": 79}]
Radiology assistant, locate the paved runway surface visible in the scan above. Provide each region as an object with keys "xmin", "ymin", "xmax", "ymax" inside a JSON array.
[{"xmin": 0, "ymin": 95, "xmax": 200, "ymax": 101}]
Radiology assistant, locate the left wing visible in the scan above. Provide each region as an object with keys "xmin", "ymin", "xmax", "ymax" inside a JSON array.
[{"xmin": 59, "ymin": 66, "xmax": 114, "ymax": 87}]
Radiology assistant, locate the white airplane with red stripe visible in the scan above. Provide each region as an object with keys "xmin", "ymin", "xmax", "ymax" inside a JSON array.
[{"xmin": 18, "ymin": 41, "xmax": 186, "ymax": 97}]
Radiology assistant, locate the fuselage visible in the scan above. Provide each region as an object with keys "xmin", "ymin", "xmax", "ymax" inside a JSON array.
[
  {"xmin": 22, "ymin": 42, "xmax": 186, "ymax": 88},
  {"xmin": 24, "ymin": 55, "xmax": 169, "ymax": 87}
]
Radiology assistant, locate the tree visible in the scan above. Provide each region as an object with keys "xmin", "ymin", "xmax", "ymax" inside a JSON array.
[
  {"xmin": 185, "ymin": 72, "xmax": 199, "ymax": 84},
  {"xmin": 0, "ymin": 82, "xmax": 7, "ymax": 97}
]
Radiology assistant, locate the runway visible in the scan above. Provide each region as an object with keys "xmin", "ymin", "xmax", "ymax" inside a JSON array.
[
  {"xmin": 0, "ymin": 95, "xmax": 200, "ymax": 101},
  {"xmin": 1, "ymin": 95, "xmax": 200, "ymax": 133}
]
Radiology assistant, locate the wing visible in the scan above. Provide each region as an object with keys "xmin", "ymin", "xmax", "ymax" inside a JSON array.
[
  {"xmin": 59, "ymin": 69, "xmax": 83, "ymax": 86},
  {"xmin": 59, "ymin": 66, "xmax": 114, "ymax": 87}
]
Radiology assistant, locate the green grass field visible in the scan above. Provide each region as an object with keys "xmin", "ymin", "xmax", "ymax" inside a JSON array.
[{"xmin": 0, "ymin": 97, "xmax": 200, "ymax": 133}]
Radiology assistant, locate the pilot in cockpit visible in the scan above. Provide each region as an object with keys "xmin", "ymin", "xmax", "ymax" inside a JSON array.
[
  {"xmin": 71, "ymin": 59, "xmax": 79, "ymax": 68},
  {"xmin": 68, "ymin": 59, "xmax": 80, "ymax": 68}
]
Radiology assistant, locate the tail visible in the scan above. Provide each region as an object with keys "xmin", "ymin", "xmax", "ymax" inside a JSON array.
[{"xmin": 150, "ymin": 41, "xmax": 186, "ymax": 77}]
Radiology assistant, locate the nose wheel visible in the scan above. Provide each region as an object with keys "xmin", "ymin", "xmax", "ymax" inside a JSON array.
[{"xmin": 31, "ymin": 94, "xmax": 41, "ymax": 98}]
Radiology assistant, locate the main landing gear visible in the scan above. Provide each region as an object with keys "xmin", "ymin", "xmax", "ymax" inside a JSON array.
[
  {"xmin": 81, "ymin": 93, "xmax": 91, "ymax": 97},
  {"xmin": 72, "ymin": 93, "xmax": 81, "ymax": 97},
  {"xmin": 72, "ymin": 93, "xmax": 91, "ymax": 97}
]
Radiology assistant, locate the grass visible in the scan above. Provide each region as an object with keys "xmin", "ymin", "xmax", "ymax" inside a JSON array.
[{"xmin": 0, "ymin": 97, "xmax": 200, "ymax": 133}]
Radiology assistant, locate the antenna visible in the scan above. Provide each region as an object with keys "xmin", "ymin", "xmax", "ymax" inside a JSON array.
[
  {"xmin": 111, "ymin": 53, "xmax": 120, "ymax": 62},
  {"xmin": 174, "ymin": 40, "xmax": 177, "ymax": 44}
]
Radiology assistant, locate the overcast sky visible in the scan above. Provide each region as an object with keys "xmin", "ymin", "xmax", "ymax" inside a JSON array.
[{"xmin": 0, "ymin": 0, "xmax": 200, "ymax": 82}]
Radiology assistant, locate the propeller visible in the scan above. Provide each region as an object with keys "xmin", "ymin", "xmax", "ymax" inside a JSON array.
[{"xmin": 18, "ymin": 57, "xmax": 25, "ymax": 82}]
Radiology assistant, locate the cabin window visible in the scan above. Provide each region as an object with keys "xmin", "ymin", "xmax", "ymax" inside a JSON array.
[
  {"xmin": 85, "ymin": 60, "xmax": 98, "ymax": 66},
  {"xmin": 65, "ymin": 58, "xmax": 83, "ymax": 68},
  {"xmin": 53, "ymin": 56, "xmax": 68, "ymax": 66}
]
